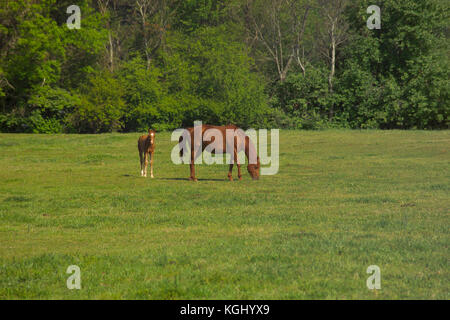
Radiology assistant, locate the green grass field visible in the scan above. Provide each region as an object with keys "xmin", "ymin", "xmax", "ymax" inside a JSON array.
[{"xmin": 0, "ymin": 130, "xmax": 448, "ymax": 299}]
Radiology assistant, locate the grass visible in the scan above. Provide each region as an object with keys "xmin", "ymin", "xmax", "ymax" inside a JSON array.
[{"xmin": 0, "ymin": 130, "xmax": 448, "ymax": 299}]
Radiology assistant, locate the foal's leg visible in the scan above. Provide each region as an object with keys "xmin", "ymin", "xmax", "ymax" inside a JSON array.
[
  {"xmin": 139, "ymin": 151, "xmax": 143, "ymax": 176},
  {"xmin": 143, "ymin": 152, "xmax": 149, "ymax": 177},
  {"xmin": 149, "ymin": 152, "xmax": 154, "ymax": 178}
]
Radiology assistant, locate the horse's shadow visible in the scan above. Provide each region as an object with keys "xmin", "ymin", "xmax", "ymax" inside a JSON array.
[
  {"xmin": 121, "ymin": 175, "xmax": 224, "ymax": 182},
  {"xmin": 159, "ymin": 177, "xmax": 225, "ymax": 182}
]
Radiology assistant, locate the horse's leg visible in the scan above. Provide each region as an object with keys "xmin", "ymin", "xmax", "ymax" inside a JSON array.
[
  {"xmin": 150, "ymin": 152, "xmax": 154, "ymax": 178},
  {"xmin": 189, "ymin": 144, "xmax": 203, "ymax": 181},
  {"xmin": 228, "ymin": 163, "xmax": 234, "ymax": 181},
  {"xmin": 234, "ymin": 141, "xmax": 242, "ymax": 181},
  {"xmin": 143, "ymin": 152, "xmax": 148, "ymax": 177},
  {"xmin": 189, "ymin": 146, "xmax": 198, "ymax": 182}
]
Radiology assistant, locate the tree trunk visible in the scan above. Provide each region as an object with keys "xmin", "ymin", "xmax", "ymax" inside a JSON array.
[
  {"xmin": 328, "ymin": 24, "xmax": 336, "ymax": 120},
  {"xmin": 108, "ymin": 30, "xmax": 114, "ymax": 72},
  {"xmin": 279, "ymin": 53, "xmax": 294, "ymax": 82},
  {"xmin": 146, "ymin": 50, "xmax": 151, "ymax": 70}
]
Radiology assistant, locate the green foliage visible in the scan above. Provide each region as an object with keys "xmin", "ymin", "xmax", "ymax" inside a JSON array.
[
  {"xmin": 342, "ymin": 0, "xmax": 450, "ymax": 129},
  {"xmin": 2, "ymin": 0, "xmax": 65, "ymax": 100},
  {"xmin": 272, "ymin": 68, "xmax": 330, "ymax": 129},
  {"xmin": 0, "ymin": 0, "xmax": 448, "ymax": 131},
  {"xmin": 27, "ymin": 110, "xmax": 63, "ymax": 134},
  {"xmin": 119, "ymin": 56, "xmax": 167, "ymax": 132},
  {"xmin": 0, "ymin": 85, "xmax": 82, "ymax": 133},
  {"xmin": 174, "ymin": 0, "xmax": 228, "ymax": 32},
  {"xmin": 59, "ymin": 1, "xmax": 108, "ymax": 89},
  {"xmin": 162, "ymin": 26, "xmax": 269, "ymax": 128},
  {"xmin": 0, "ymin": 0, "xmax": 107, "ymax": 132},
  {"xmin": 74, "ymin": 71, "xmax": 125, "ymax": 133},
  {"xmin": 27, "ymin": 86, "xmax": 82, "ymax": 133}
]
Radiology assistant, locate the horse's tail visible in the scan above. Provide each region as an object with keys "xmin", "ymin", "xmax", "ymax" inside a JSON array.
[
  {"xmin": 179, "ymin": 130, "xmax": 191, "ymax": 162},
  {"xmin": 179, "ymin": 134, "xmax": 184, "ymax": 159}
]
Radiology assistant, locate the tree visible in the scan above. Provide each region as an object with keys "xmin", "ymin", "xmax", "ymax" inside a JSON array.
[
  {"xmin": 244, "ymin": 0, "xmax": 311, "ymax": 82},
  {"xmin": 343, "ymin": 0, "xmax": 449, "ymax": 129},
  {"xmin": 162, "ymin": 26, "xmax": 268, "ymax": 128},
  {"xmin": 316, "ymin": 0, "xmax": 349, "ymax": 120},
  {"xmin": 74, "ymin": 71, "xmax": 125, "ymax": 133},
  {"xmin": 134, "ymin": 0, "xmax": 178, "ymax": 69}
]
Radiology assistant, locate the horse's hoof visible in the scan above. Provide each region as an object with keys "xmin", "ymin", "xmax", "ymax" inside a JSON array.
[
  {"xmin": 228, "ymin": 177, "xmax": 233, "ymax": 181},
  {"xmin": 189, "ymin": 177, "xmax": 198, "ymax": 182},
  {"xmin": 238, "ymin": 177, "xmax": 242, "ymax": 181}
]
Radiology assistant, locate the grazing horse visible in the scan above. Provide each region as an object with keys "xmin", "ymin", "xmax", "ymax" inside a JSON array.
[
  {"xmin": 138, "ymin": 129, "xmax": 156, "ymax": 178},
  {"xmin": 179, "ymin": 124, "xmax": 260, "ymax": 181}
]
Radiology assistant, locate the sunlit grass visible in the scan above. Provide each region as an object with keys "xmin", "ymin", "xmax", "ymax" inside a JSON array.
[{"xmin": 0, "ymin": 130, "xmax": 448, "ymax": 299}]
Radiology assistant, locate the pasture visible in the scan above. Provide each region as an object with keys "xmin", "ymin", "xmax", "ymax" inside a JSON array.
[{"xmin": 0, "ymin": 130, "xmax": 448, "ymax": 299}]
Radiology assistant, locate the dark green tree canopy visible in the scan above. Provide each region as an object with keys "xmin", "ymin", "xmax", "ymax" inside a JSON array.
[{"xmin": 0, "ymin": 0, "xmax": 448, "ymax": 133}]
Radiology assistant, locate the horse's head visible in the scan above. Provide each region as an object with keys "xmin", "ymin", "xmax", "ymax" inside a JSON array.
[
  {"xmin": 247, "ymin": 156, "xmax": 260, "ymax": 180},
  {"xmin": 148, "ymin": 129, "xmax": 156, "ymax": 145}
]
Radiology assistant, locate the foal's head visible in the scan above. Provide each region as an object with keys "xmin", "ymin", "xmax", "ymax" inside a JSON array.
[
  {"xmin": 148, "ymin": 129, "xmax": 156, "ymax": 145},
  {"xmin": 247, "ymin": 156, "xmax": 261, "ymax": 180}
]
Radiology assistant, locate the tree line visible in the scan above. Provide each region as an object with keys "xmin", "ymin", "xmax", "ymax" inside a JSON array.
[{"xmin": 0, "ymin": 0, "xmax": 448, "ymax": 133}]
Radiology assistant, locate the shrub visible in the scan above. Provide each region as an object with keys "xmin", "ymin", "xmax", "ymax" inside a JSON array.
[{"xmin": 73, "ymin": 71, "xmax": 125, "ymax": 133}]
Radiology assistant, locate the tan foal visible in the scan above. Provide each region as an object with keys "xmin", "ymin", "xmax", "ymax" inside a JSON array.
[{"xmin": 138, "ymin": 129, "xmax": 156, "ymax": 178}]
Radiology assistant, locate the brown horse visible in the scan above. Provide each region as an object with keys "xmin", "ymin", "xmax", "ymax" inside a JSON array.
[
  {"xmin": 138, "ymin": 129, "xmax": 156, "ymax": 178},
  {"xmin": 179, "ymin": 124, "xmax": 260, "ymax": 181}
]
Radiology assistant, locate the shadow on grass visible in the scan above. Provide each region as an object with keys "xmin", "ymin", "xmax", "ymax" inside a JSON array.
[
  {"xmin": 121, "ymin": 174, "xmax": 225, "ymax": 182},
  {"xmin": 159, "ymin": 177, "xmax": 225, "ymax": 182}
]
